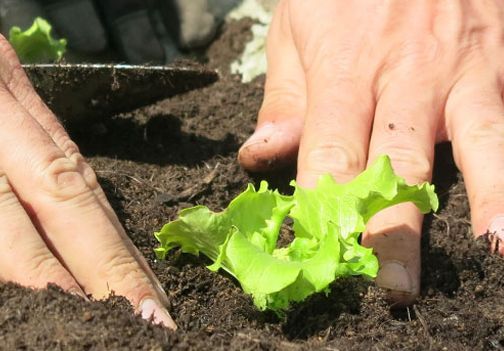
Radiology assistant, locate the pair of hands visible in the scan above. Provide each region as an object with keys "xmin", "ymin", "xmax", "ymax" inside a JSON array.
[{"xmin": 0, "ymin": 0, "xmax": 503, "ymax": 331}]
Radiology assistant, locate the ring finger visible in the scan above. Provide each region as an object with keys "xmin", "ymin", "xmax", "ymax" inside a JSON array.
[{"xmin": 0, "ymin": 172, "xmax": 84, "ymax": 295}]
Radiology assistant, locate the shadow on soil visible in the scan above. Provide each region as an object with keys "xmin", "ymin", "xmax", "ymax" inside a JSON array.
[
  {"xmin": 431, "ymin": 142, "xmax": 459, "ymax": 210},
  {"xmin": 419, "ymin": 143, "xmax": 462, "ymax": 297},
  {"xmin": 420, "ymin": 143, "xmax": 477, "ymax": 298},
  {"xmin": 280, "ymin": 278, "xmax": 371, "ymax": 340},
  {"xmin": 71, "ymin": 114, "xmax": 239, "ymax": 166},
  {"xmin": 249, "ymin": 167, "xmax": 297, "ymax": 194},
  {"xmin": 96, "ymin": 176, "xmax": 128, "ymax": 224}
]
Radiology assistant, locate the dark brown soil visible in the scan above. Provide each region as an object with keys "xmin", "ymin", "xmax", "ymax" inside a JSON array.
[{"xmin": 1, "ymin": 19, "xmax": 504, "ymax": 351}]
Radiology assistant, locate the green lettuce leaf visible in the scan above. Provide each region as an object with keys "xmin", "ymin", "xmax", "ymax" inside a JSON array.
[
  {"xmin": 9, "ymin": 17, "xmax": 66, "ymax": 63},
  {"xmin": 154, "ymin": 155, "xmax": 438, "ymax": 311}
]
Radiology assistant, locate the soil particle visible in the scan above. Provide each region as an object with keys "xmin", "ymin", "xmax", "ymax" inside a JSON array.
[{"xmin": 1, "ymin": 19, "xmax": 504, "ymax": 351}]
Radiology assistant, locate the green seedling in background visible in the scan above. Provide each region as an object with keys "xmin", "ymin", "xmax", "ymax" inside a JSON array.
[
  {"xmin": 9, "ymin": 17, "xmax": 66, "ymax": 63},
  {"xmin": 154, "ymin": 155, "xmax": 438, "ymax": 312}
]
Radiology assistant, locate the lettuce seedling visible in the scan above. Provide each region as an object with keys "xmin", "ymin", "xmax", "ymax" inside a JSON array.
[
  {"xmin": 154, "ymin": 155, "xmax": 438, "ymax": 312},
  {"xmin": 9, "ymin": 17, "xmax": 67, "ymax": 63}
]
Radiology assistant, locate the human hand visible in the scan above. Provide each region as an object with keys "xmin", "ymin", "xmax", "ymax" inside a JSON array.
[
  {"xmin": 239, "ymin": 0, "xmax": 504, "ymax": 305},
  {"xmin": 0, "ymin": 0, "xmax": 218, "ymax": 63},
  {"xmin": 0, "ymin": 35, "xmax": 176, "ymax": 329}
]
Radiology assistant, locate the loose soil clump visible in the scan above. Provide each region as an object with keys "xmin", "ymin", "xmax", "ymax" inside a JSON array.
[{"xmin": 1, "ymin": 20, "xmax": 503, "ymax": 351}]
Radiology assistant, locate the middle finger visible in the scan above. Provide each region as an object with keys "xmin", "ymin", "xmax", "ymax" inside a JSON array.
[
  {"xmin": 363, "ymin": 74, "xmax": 440, "ymax": 305},
  {"xmin": 0, "ymin": 172, "xmax": 83, "ymax": 294}
]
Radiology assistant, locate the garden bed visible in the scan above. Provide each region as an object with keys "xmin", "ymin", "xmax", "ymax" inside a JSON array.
[{"xmin": 0, "ymin": 19, "xmax": 503, "ymax": 351}]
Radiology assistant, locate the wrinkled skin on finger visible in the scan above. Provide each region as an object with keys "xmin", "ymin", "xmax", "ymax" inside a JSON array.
[
  {"xmin": 239, "ymin": 0, "xmax": 504, "ymax": 305},
  {"xmin": 0, "ymin": 34, "xmax": 176, "ymax": 329}
]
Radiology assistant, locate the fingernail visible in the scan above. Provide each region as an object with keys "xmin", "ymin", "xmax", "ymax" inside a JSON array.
[
  {"xmin": 140, "ymin": 298, "xmax": 177, "ymax": 330},
  {"xmin": 375, "ymin": 260, "xmax": 413, "ymax": 294},
  {"xmin": 240, "ymin": 123, "xmax": 276, "ymax": 151}
]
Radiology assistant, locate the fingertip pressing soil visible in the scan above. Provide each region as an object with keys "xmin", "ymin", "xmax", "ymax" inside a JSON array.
[{"xmin": 1, "ymin": 19, "xmax": 503, "ymax": 351}]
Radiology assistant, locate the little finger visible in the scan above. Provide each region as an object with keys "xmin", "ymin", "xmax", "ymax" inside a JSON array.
[{"xmin": 446, "ymin": 76, "xmax": 504, "ymax": 254}]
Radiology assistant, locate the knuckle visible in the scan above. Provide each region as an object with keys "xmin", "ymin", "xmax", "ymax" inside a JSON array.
[
  {"xmin": 62, "ymin": 139, "xmax": 80, "ymax": 158},
  {"xmin": 98, "ymin": 249, "xmax": 152, "ymax": 301},
  {"xmin": 24, "ymin": 250, "xmax": 70, "ymax": 286},
  {"xmin": 52, "ymin": 127, "xmax": 79, "ymax": 156},
  {"xmin": 260, "ymin": 86, "xmax": 305, "ymax": 121},
  {"xmin": 101, "ymin": 252, "xmax": 140, "ymax": 282},
  {"xmin": 0, "ymin": 172, "xmax": 14, "ymax": 196},
  {"xmin": 81, "ymin": 163, "xmax": 99, "ymax": 190},
  {"xmin": 400, "ymin": 38, "xmax": 438, "ymax": 63},
  {"xmin": 69, "ymin": 153, "xmax": 99, "ymax": 190},
  {"xmin": 0, "ymin": 173, "xmax": 23, "ymax": 211},
  {"xmin": 386, "ymin": 37, "xmax": 440, "ymax": 76},
  {"xmin": 460, "ymin": 120, "xmax": 504, "ymax": 146},
  {"xmin": 38, "ymin": 156, "xmax": 91, "ymax": 201},
  {"xmin": 304, "ymin": 141, "xmax": 365, "ymax": 182}
]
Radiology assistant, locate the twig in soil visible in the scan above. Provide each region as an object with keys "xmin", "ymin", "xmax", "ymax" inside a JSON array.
[
  {"xmin": 413, "ymin": 305, "xmax": 434, "ymax": 350},
  {"xmin": 279, "ymin": 340, "xmax": 303, "ymax": 350},
  {"xmin": 433, "ymin": 213, "xmax": 471, "ymax": 226},
  {"xmin": 236, "ymin": 332, "xmax": 261, "ymax": 344},
  {"xmin": 96, "ymin": 170, "xmax": 143, "ymax": 184},
  {"xmin": 322, "ymin": 326, "xmax": 332, "ymax": 342},
  {"xmin": 95, "ymin": 169, "xmax": 164, "ymax": 192},
  {"xmin": 433, "ymin": 213, "xmax": 451, "ymax": 237},
  {"xmin": 155, "ymin": 162, "xmax": 220, "ymax": 205},
  {"xmin": 95, "ymin": 170, "xmax": 167, "ymax": 192},
  {"xmin": 480, "ymin": 230, "xmax": 503, "ymax": 255},
  {"xmin": 434, "ymin": 213, "xmax": 473, "ymax": 241},
  {"xmin": 450, "ymin": 194, "xmax": 468, "ymax": 199}
]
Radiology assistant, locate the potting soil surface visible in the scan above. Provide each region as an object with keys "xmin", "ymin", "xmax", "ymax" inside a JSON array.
[{"xmin": 0, "ymin": 19, "xmax": 503, "ymax": 351}]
